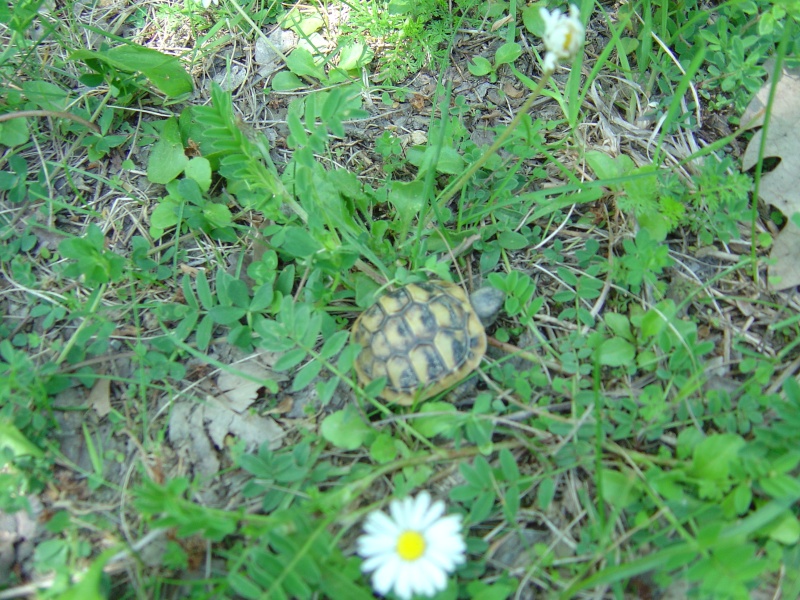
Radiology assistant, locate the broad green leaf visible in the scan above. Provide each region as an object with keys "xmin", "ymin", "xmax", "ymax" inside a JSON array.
[
  {"xmin": 319, "ymin": 330, "xmax": 350, "ymax": 359},
  {"xmin": 149, "ymin": 198, "xmax": 180, "ymax": 238},
  {"xmin": 413, "ymin": 402, "xmax": 459, "ymax": 438},
  {"xmin": 407, "ymin": 145, "xmax": 465, "ymax": 175},
  {"xmin": 337, "ymin": 43, "xmax": 374, "ymax": 71},
  {"xmin": 497, "ymin": 230, "xmax": 529, "ymax": 250},
  {"xmin": 208, "ymin": 306, "xmax": 246, "ymax": 324},
  {"xmin": 185, "ymin": 157, "xmax": 211, "ymax": 191},
  {"xmin": 0, "ymin": 118, "xmax": 29, "ymax": 147},
  {"xmin": 601, "ymin": 469, "xmax": 641, "ymax": 509},
  {"xmin": 585, "ymin": 150, "xmax": 634, "ymax": 181},
  {"xmin": 596, "ymin": 337, "xmax": 636, "ymax": 367},
  {"xmin": 70, "ymin": 44, "xmax": 192, "ymax": 97},
  {"xmin": 763, "ymin": 513, "xmax": 800, "ymax": 545},
  {"xmin": 689, "ymin": 433, "xmax": 745, "ymax": 483},
  {"xmin": 284, "ymin": 47, "xmax": 325, "ymax": 80},
  {"xmin": 468, "ymin": 56, "xmax": 493, "ymax": 76},
  {"xmin": 495, "ymin": 42, "xmax": 522, "ymax": 65},
  {"xmin": 369, "ymin": 433, "xmax": 398, "ymax": 463},
  {"xmin": 291, "ymin": 359, "xmax": 322, "ymax": 391},
  {"xmin": 385, "ymin": 179, "xmax": 425, "ymax": 218},
  {"xmin": 280, "ymin": 8, "xmax": 324, "ymax": 36},
  {"xmin": 278, "ymin": 226, "xmax": 322, "ymax": 258},
  {"xmin": 57, "ymin": 548, "xmax": 117, "ymax": 600},
  {"xmin": 521, "ymin": 5, "xmax": 545, "ymax": 35},
  {"xmin": 271, "ymin": 71, "xmax": 306, "ymax": 91},
  {"xmin": 604, "ymin": 313, "xmax": 633, "ymax": 340},
  {"xmin": 202, "ymin": 203, "xmax": 233, "ymax": 228},
  {"xmin": 320, "ymin": 406, "xmax": 373, "ymax": 450},
  {"xmin": 147, "ymin": 118, "xmax": 187, "ymax": 184},
  {"xmin": 0, "ymin": 422, "xmax": 44, "ymax": 458},
  {"xmin": 22, "ymin": 80, "xmax": 69, "ymax": 112},
  {"xmin": 273, "ymin": 348, "xmax": 308, "ymax": 372}
]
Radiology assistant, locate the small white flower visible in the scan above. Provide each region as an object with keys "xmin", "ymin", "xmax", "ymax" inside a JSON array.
[
  {"xmin": 357, "ymin": 491, "xmax": 466, "ymax": 599},
  {"xmin": 196, "ymin": 0, "xmax": 218, "ymax": 8},
  {"xmin": 539, "ymin": 4, "xmax": 586, "ymax": 72}
]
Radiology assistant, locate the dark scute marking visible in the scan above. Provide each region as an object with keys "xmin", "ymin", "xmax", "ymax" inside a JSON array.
[
  {"xmin": 396, "ymin": 364, "xmax": 418, "ymax": 390},
  {"xmin": 424, "ymin": 346, "xmax": 448, "ymax": 380},
  {"xmin": 469, "ymin": 334, "xmax": 482, "ymax": 349},
  {"xmin": 449, "ymin": 335, "xmax": 468, "ymax": 365},
  {"xmin": 419, "ymin": 305, "xmax": 437, "ymax": 331}
]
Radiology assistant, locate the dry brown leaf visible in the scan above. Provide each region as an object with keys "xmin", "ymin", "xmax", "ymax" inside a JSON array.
[
  {"xmin": 88, "ymin": 377, "xmax": 111, "ymax": 417},
  {"xmin": 741, "ymin": 61, "xmax": 800, "ymax": 289},
  {"xmin": 216, "ymin": 357, "xmax": 279, "ymax": 413}
]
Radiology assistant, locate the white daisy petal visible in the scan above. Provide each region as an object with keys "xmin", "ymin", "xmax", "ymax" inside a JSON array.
[
  {"xmin": 363, "ymin": 510, "xmax": 400, "ymax": 536},
  {"xmin": 539, "ymin": 4, "xmax": 586, "ymax": 71},
  {"xmin": 371, "ymin": 554, "xmax": 402, "ymax": 595},
  {"xmin": 358, "ymin": 534, "xmax": 397, "ymax": 558},
  {"xmin": 357, "ymin": 491, "xmax": 466, "ymax": 599}
]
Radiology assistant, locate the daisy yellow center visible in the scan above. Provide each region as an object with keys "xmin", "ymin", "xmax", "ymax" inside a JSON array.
[{"xmin": 396, "ymin": 530, "xmax": 426, "ymax": 561}]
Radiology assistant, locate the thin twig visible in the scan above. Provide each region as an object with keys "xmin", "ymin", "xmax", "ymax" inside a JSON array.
[{"xmin": 0, "ymin": 109, "xmax": 101, "ymax": 134}]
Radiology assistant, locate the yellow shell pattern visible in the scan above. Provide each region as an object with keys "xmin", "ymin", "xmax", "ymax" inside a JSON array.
[{"xmin": 351, "ymin": 281, "xmax": 487, "ymax": 405}]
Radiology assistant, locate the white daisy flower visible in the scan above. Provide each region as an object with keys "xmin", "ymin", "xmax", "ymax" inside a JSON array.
[
  {"xmin": 539, "ymin": 4, "xmax": 586, "ymax": 72},
  {"xmin": 357, "ymin": 491, "xmax": 466, "ymax": 599},
  {"xmin": 196, "ymin": 0, "xmax": 218, "ymax": 8}
]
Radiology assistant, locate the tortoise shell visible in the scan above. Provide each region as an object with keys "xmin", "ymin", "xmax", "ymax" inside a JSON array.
[{"xmin": 350, "ymin": 280, "xmax": 487, "ymax": 405}]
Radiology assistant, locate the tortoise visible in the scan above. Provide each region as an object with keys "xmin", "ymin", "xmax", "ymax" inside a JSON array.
[{"xmin": 350, "ymin": 280, "xmax": 504, "ymax": 405}]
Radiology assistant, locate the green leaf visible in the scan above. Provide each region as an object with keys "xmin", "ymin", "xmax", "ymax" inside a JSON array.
[
  {"xmin": 499, "ymin": 448, "xmax": 520, "ymax": 482},
  {"xmin": 291, "ymin": 359, "xmax": 322, "ymax": 391},
  {"xmin": 369, "ymin": 433, "xmax": 399, "ymax": 463},
  {"xmin": 0, "ymin": 118, "xmax": 30, "ymax": 147},
  {"xmin": 521, "ymin": 5, "xmax": 544, "ymax": 35},
  {"xmin": 285, "ymin": 47, "xmax": 325, "ymax": 80},
  {"xmin": 271, "ymin": 71, "xmax": 306, "ymax": 91},
  {"xmin": 494, "ymin": 42, "xmax": 522, "ymax": 65},
  {"xmin": 208, "ymin": 306, "xmax": 246, "ymax": 324},
  {"xmin": 22, "ymin": 80, "xmax": 69, "ymax": 112},
  {"xmin": 316, "ymin": 377, "xmax": 340, "ymax": 405},
  {"xmin": 689, "ymin": 434, "xmax": 745, "ymax": 483},
  {"xmin": 273, "ymin": 348, "xmax": 308, "ymax": 372},
  {"xmin": 280, "ymin": 8, "xmax": 325, "ymax": 36},
  {"xmin": 385, "ymin": 179, "xmax": 425, "ymax": 217},
  {"xmin": 585, "ymin": 150, "xmax": 633, "ymax": 181},
  {"xmin": 604, "ymin": 313, "xmax": 633, "ymax": 340},
  {"xmin": 278, "ymin": 226, "xmax": 322, "ymax": 258},
  {"xmin": 320, "ymin": 406, "xmax": 373, "ymax": 450},
  {"xmin": 147, "ymin": 118, "xmax": 188, "ymax": 184},
  {"xmin": 249, "ymin": 283, "xmax": 274, "ymax": 312},
  {"xmin": 319, "ymin": 331, "xmax": 350, "ymax": 359},
  {"xmin": 149, "ymin": 198, "xmax": 180, "ymax": 238},
  {"xmin": 196, "ymin": 271, "xmax": 213, "ymax": 309},
  {"xmin": 57, "ymin": 548, "xmax": 117, "ymax": 600},
  {"xmin": 596, "ymin": 337, "xmax": 636, "ymax": 367},
  {"xmin": 203, "ymin": 203, "xmax": 232, "ymax": 229},
  {"xmin": 468, "ymin": 56, "xmax": 493, "ymax": 76},
  {"xmin": 184, "ymin": 157, "xmax": 212, "ymax": 191},
  {"xmin": 70, "ymin": 44, "xmax": 192, "ymax": 97},
  {"xmin": 0, "ymin": 422, "xmax": 44, "ymax": 457},
  {"xmin": 601, "ymin": 469, "xmax": 641, "ymax": 509},
  {"xmin": 763, "ymin": 513, "xmax": 800, "ymax": 545},
  {"xmin": 337, "ymin": 43, "xmax": 374, "ymax": 71},
  {"xmin": 497, "ymin": 231, "xmax": 529, "ymax": 250},
  {"xmin": 407, "ymin": 145, "xmax": 465, "ymax": 175},
  {"xmin": 413, "ymin": 402, "xmax": 459, "ymax": 438}
]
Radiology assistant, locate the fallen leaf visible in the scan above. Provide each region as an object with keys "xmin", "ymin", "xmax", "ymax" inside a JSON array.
[
  {"xmin": 88, "ymin": 377, "xmax": 111, "ymax": 417},
  {"xmin": 204, "ymin": 397, "xmax": 284, "ymax": 451},
  {"xmin": 168, "ymin": 403, "xmax": 220, "ymax": 478},
  {"xmin": 741, "ymin": 61, "xmax": 800, "ymax": 289},
  {"xmin": 216, "ymin": 357, "xmax": 277, "ymax": 413}
]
